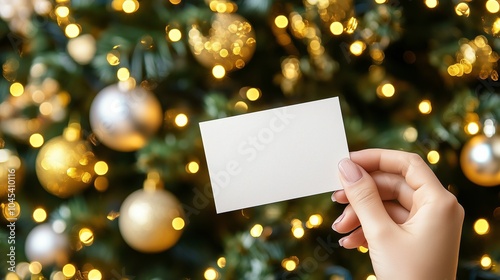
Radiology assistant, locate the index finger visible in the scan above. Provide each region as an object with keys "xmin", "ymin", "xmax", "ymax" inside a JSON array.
[{"xmin": 350, "ymin": 149, "xmax": 445, "ymax": 194}]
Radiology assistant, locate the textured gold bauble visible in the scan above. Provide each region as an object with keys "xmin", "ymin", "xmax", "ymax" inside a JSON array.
[
  {"xmin": 460, "ymin": 134, "xmax": 500, "ymax": 187},
  {"xmin": 89, "ymin": 84, "xmax": 163, "ymax": 152},
  {"xmin": 188, "ymin": 12, "xmax": 256, "ymax": 71},
  {"xmin": 35, "ymin": 136, "xmax": 97, "ymax": 197},
  {"xmin": 119, "ymin": 188, "xmax": 185, "ymax": 253}
]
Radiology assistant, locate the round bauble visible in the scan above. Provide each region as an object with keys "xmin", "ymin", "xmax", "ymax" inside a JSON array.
[
  {"xmin": 25, "ymin": 223, "xmax": 69, "ymax": 267},
  {"xmin": 89, "ymin": 84, "xmax": 163, "ymax": 152},
  {"xmin": 460, "ymin": 134, "xmax": 500, "ymax": 187},
  {"xmin": 36, "ymin": 136, "xmax": 97, "ymax": 198},
  {"xmin": 119, "ymin": 188, "xmax": 185, "ymax": 253},
  {"xmin": 188, "ymin": 12, "xmax": 256, "ymax": 72}
]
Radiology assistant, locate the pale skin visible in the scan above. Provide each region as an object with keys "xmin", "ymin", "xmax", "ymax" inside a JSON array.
[{"xmin": 332, "ymin": 149, "xmax": 465, "ymax": 280}]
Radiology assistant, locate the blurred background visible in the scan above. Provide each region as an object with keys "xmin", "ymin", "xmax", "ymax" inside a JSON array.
[{"xmin": 0, "ymin": 0, "xmax": 499, "ymax": 279}]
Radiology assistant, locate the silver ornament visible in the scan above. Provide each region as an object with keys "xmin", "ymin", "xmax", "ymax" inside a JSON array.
[
  {"xmin": 460, "ymin": 134, "xmax": 500, "ymax": 187},
  {"xmin": 25, "ymin": 223, "xmax": 69, "ymax": 266}
]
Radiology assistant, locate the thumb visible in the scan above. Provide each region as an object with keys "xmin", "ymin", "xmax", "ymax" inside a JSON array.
[{"xmin": 338, "ymin": 158, "xmax": 395, "ymax": 238}]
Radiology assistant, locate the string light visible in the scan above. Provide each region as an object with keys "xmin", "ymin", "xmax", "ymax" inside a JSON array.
[
  {"xmin": 345, "ymin": 17, "xmax": 358, "ymax": 34},
  {"xmin": 330, "ymin": 21, "xmax": 343, "ymax": 35},
  {"xmin": 350, "ymin": 41, "xmax": 366, "ymax": 56},
  {"xmin": 366, "ymin": 275, "xmax": 377, "ymax": 280},
  {"xmin": 474, "ymin": 218, "xmax": 490, "ymax": 235},
  {"xmin": 174, "ymin": 113, "xmax": 189, "ymax": 127},
  {"xmin": 480, "ymin": 254, "xmax": 493, "ymax": 269},
  {"xmin": 427, "ymin": 150, "xmax": 440, "ymax": 164},
  {"xmin": 291, "ymin": 219, "xmax": 305, "ymax": 239},
  {"xmin": 79, "ymin": 228, "xmax": 94, "ymax": 245},
  {"xmin": 486, "ymin": 0, "xmax": 500, "ymax": 13},
  {"xmin": 234, "ymin": 101, "xmax": 248, "ymax": 112},
  {"xmin": 377, "ymin": 82, "xmax": 395, "ymax": 98},
  {"xmin": 186, "ymin": 161, "xmax": 200, "ymax": 174},
  {"xmin": 275, "ymin": 15, "xmax": 288, "ymax": 28},
  {"xmin": 281, "ymin": 257, "xmax": 299, "ymax": 271},
  {"xmin": 212, "ymin": 65, "xmax": 226, "ymax": 79},
  {"xmin": 204, "ymin": 267, "xmax": 218, "ymax": 280},
  {"xmin": 375, "ymin": 0, "xmax": 387, "ymax": 3},
  {"xmin": 250, "ymin": 224, "xmax": 264, "ymax": 237},
  {"xmin": 172, "ymin": 217, "xmax": 185, "ymax": 230},
  {"xmin": 94, "ymin": 161, "xmax": 108, "ymax": 175},
  {"xmin": 106, "ymin": 48, "xmax": 120, "ymax": 65},
  {"xmin": 33, "ymin": 208, "xmax": 47, "ymax": 222},
  {"xmin": 465, "ymin": 121, "xmax": 480, "ymax": 135},
  {"xmin": 94, "ymin": 176, "xmax": 109, "ymax": 192},
  {"xmin": 10, "ymin": 82, "xmax": 24, "ymax": 97},
  {"xmin": 306, "ymin": 214, "xmax": 323, "ymax": 228},
  {"xmin": 358, "ymin": 246, "xmax": 369, "ymax": 253},
  {"xmin": 403, "ymin": 126, "xmax": 418, "ymax": 142},
  {"xmin": 167, "ymin": 28, "xmax": 182, "ymax": 42},
  {"xmin": 418, "ymin": 99, "xmax": 432, "ymax": 114},
  {"xmin": 122, "ymin": 0, "xmax": 139, "ymax": 13},
  {"xmin": 88, "ymin": 269, "xmax": 102, "ymax": 280},
  {"xmin": 65, "ymin": 23, "xmax": 81, "ymax": 38},
  {"xmin": 29, "ymin": 262, "xmax": 43, "ymax": 274},
  {"xmin": 455, "ymin": 3, "xmax": 470, "ymax": 17},
  {"xmin": 246, "ymin": 88, "xmax": 261, "ymax": 101},
  {"xmin": 169, "ymin": 0, "xmax": 182, "ymax": 4},
  {"xmin": 217, "ymin": 257, "xmax": 226, "ymax": 268},
  {"xmin": 425, "ymin": 0, "xmax": 438, "ymax": 8},
  {"xmin": 117, "ymin": 67, "xmax": 130, "ymax": 81},
  {"xmin": 62, "ymin": 264, "xmax": 76, "ymax": 278},
  {"xmin": 55, "ymin": 6, "xmax": 70, "ymax": 17}
]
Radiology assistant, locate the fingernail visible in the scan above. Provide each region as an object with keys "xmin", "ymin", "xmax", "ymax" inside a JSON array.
[
  {"xmin": 338, "ymin": 158, "xmax": 362, "ymax": 183},
  {"xmin": 331, "ymin": 191, "xmax": 337, "ymax": 202},
  {"xmin": 338, "ymin": 237, "xmax": 346, "ymax": 247},
  {"xmin": 332, "ymin": 212, "xmax": 345, "ymax": 232}
]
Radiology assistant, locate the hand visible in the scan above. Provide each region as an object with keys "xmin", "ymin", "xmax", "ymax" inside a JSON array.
[{"xmin": 332, "ymin": 149, "xmax": 464, "ymax": 280}]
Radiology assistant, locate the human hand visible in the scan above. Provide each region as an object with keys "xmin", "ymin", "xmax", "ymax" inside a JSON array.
[{"xmin": 332, "ymin": 149, "xmax": 464, "ymax": 280}]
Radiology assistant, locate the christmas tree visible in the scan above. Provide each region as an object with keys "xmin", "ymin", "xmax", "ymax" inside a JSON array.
[{"xmin": 0, "ymin": 0, "xmax": 499, "ymax": 279}]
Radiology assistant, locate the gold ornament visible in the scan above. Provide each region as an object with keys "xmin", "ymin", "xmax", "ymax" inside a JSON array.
[
  {"xmin": 188, "ymin": 12, "xmax": 256, "ymax": 72},
  {"xmin": 119, "ymin": 174, "xmax": 185, "ymax": 253},
  {"xmin": 35, "ymin": 125, "xmax": 97, "ymax": 197},
  {"xmin": 0, "ymin": 148, "xmax": 23, "ymax": 199},
  {"xmin": 89, "ymin": 83, "xmax": 163, "ymax": 152},
  {"xmin": 460, "ymin": 134, "xmax": 500, "ymax": 187}
]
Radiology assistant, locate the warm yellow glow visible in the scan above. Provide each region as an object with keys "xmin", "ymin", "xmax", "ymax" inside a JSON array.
[
  {"xmin": 33, "ymin": 208, "xmax": 47, "ymax": 223},
  {"xmin": 172, "ymin": 217, "xmax": 185, "ymax": 230},
  {"xmin": 366, "ymin": 275, "xmax": 377, "ymax": 280},
  {"xmin": 94, "ymin": 176, "xmax": 109, "ymax": 192},
  {"xmin": 52, "ymin": 271, "xmax": 65, "ymax": 280},
  {"xmin": 486, "ymin": 0, "xmax": 500, "ymax": 13},
  {"xmin": 455, "ymin": 2, "xmax": 470, "ymax": 16},
  {"xmin": 88, "ymin": 269, "xmax": 102, "ymax": 280},
  {"xmin": 186, "ymin": 161, "xmax": 200, "ymax": 174},
  {"xmin": 292, "ymin": 226, "xmax": 305, "ymax": 238},
  {"xmin": 375, "ymin": 0, "xmax": 386, "ymax": 3},
  {"xmin": 403, "ymin": 127, "xmax": 418, "ymax": 142},
  {"xmin": 275, "ymin": 15, "xmax": 289, "ymax": 28},
  {"xmin": 168, "ymin": 29, "xmax": 182, "ymax": 42},
  {"xmin": 234, "ymin": 101, "xmax": 248, "ymax": 112},
  {"xmin": 418, "ymin": 99, "xmax": 432, "ymax": 114},
  {"xmin": 169, "ymin": 0, "xmax": 181, "ymax": 4},
  {"xmin": 122, "ymin": 0, "xmax": 139, "ymax": 13},
  {"xmin": 55, "ymin": 6, "xmax": 70, "ymax": 17},
  {"xmin": 425, "ymin": 0, "xmax": 438, "ymax": 8},
  {"xmin": 283, "ymin": 259, "xmax": 297, "ymax": 271},
  {"xmin": 39, "ymin": 102, "xmax": 53, "ymax": 116},
  {"xmin": 246, "ymin": 88, "xmax": 261, "ymax": 101},
  {"xmin": 250, "ymin": 224, "xmax": 264, "ymax": 237},
  {"xmin": 106, "ymin": 50, "xmax": 120, "ymax": 66},
  {"xmin": 217, "ymin": 257, "xmax": 226, "ymax": 268},
  {"xmin": 358, "ymin": 246, "xmax": 369, "ymax": 253},
  {"xmin": 29, "ymin": 262, "xmax": 43, "ymax": 274},
  {"xmin": 427, "ymin": 150, "xmax": 440, "ymax": 164},
  {"xmin": 62, "ymin": 264, "xmax": 76, "ymax": 278},
  {"xmin": 308, "ymin": 214, "xmax": 323, "ymax": 227},
  {"xmin": 330, "ymin": 21, "xmax": 343, "ymax": 35},
  {"xmin": 480, "ymin": 254, "xmax": 492, "ymax": 269},
  {"xmin": 345, "ymin": 17, "xmax": 358, "ymax": 34},
  {"xmin": 212, "ymin": 65, "xmax": 226, "ymax": 79},
  {"xmin": 204, "ymin": 267, "xmax": 218, "ymax": 280},
  {"xmin": 376, "ymin": 82, "xmax": 395, "ymax": 98},
  {"xmin": 465, "ymin": 122, "xmax": 480, "ymax": 135},
  {"xmin": 10, "ymin": 82, "xmax": 24, "ymax": 97},
  {"xmin": 447, "ymin": 64, "xmax": 460, "ymax": 76},
  {"xmin": 5, "ymin": 272, "xmax": 20, "ymax": 280},
  {"xmin": 29, "ymin": 133, "xmax": 44, "ymax": 148},
  {"xmin": 117, "ymin": 67, "xmax": 130, "ymax": 81},
  {"xmin": 65, "ymin": 23, "xmax": 81, "ymax": 38},
  {"xmin": 350, "ymin": 40, "xmax": 366, "ymax": 56},
  {"xmin": 93, "ymin": 161, "xmax": 108, "ymax": 175},
  {"xmin": 474, "ymin": 218, "xmax": 490, "ymax": 235},
  {"xmin": 79, "ymin": 228, "xmax": 94, "ymax": 245},
  {"xmin": 174, "ymin": 113, "xmax": 189, "ymax": 127}
]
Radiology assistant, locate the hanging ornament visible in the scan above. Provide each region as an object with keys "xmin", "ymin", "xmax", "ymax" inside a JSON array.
[
  {"xmin": 119, "ymin": 172, "xmax": 185, "ymax": 253},
  {"xmin": 25, "ymin": 223, "xmax": 70, "ymax": 267},
  {"xmin": 460, "ymin": 133, "xmax": 500, "ymax": 187},
  {"xmin": 0, "ymin": 148, "xmax": 23, "ymax": 199},
  {"xmin": 188, "ymin": 9, "xmax": 256, "ymax": 72},
  {"xmin": 89, "ymin": 83, "xmax": 163, "ymax": 152},
  {"xmin": 35, "ymin": 123, "xmax": 97, "ymax": 198}
]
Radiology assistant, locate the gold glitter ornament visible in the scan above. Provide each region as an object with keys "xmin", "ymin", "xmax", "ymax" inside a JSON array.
[
  {"xmin": 35, "ymin": 124, "xmax": 97, "ymax": 198},
  {"xmin": 0, "ymin": 148, "xmax": 23, "ymax": 199},
  {"xmin": 460, "ymin": 134, "xmax": 500, "ymax": 187},
  {"xmin": 119, "ymin": 174, "xmax": 185, "ymax": 253},
  {"xmin": 188, "ymin": 12, "xmax": 256, "ymax": 72}
]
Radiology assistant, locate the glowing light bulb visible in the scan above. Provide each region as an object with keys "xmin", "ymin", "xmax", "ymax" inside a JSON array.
[
  {"xmin": 275, "ymin": 15, "xmax": 288, "ymax": 28},
  {"xmin": 474, "ymin": 218, "xmax": 490, "ymax": 235}
]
